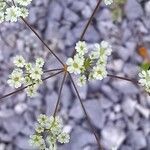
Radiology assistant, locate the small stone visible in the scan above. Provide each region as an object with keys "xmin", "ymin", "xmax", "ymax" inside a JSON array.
[
  {"xmin": 112, "ymin": 80, "xmax": 139, "ymax": 95},
  {"xmin": 84, "ymin": 100, "xmax": 106, "ymax": 129},
  {"xmin": 81, "ymin": 5, "xmax": 92, "ymax": 19},
  {"xmin": 3, "ymin": 116, "xmax": 25, "ymax": 136},
  {"xmin": 14, "ymin": 136, "xmax": 33, "ymax": 150},
  {"xmin": 0, "ymin": 143, "xmax": 5, "ymax": 150},
  {"xmin": 14, "ymin": 103, "xmax": 27, "ymax": 115},
  {"xmin": 122, "ymin": 97, "xmax": 136, "ymax": 117},
  {"xmin": 127, "ymin": 130, "xmax": 146, "ymax": 149},
  {"xmin": 135, "ymin": 104, "xmax": 150, "ymax": 119},
  {"xmin": 125, "ymin": 0, "xmax": 143, "ymax": 20},
  {"xmin": 64, "ymin": 9, "xmax": 79, "ymax": 23},
  {"xmin": 102, "ymin": 125, "xmax": 126, "ymax": 149}
]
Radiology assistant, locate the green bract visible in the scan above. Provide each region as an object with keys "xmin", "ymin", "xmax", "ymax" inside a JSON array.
[
  {"xmin": 7, "ymin": 55, "xmax": 44, "ymax": 97},
  {"xmin": 66, "ymin": 41, "xmax": 112, "ymax": 86},
  {"xmin": 30, "ymin": 115, "xmax": 70, "ymax": 150}
]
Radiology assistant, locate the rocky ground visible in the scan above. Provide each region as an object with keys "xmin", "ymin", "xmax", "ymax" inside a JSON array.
[{"xmin": 0, "ymin": 0, "xmax": 150, "ymax": 149}]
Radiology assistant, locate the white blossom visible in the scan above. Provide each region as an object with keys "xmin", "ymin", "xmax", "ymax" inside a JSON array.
[
  {"xmin": 104, "ymin": 0, "xmax": 113, "ymax": 5},
  {"xmin": 139, "ymin": 70, "xmax": 150, "ymax": 92},
  {"xmin": 26, "ymin": 84, "xmax": 38, "ymax": 97},
  {"xmin": 66, "ymin": 55, "xmax": 84, "ymax": 74},
  {"xmin": 92, "ymin": 66, "xmax": 107, "ymax": 80},
  {"xmin": 19, "ymin": 7, "xmax": 29, "ymax": 18},
  {"xmin": 7, "ymin": 69, "xmax": 24, "ymax": 88},
  {"xmin": 0, "ymin": 13, "xmax": 4, "ymax": 23},
  {"xmin": 5, "ymin": 6, "xmax": 21, "ymax": 22},
  {"xmin": 36, "ymin": 57, "xmax": 45, "ymax": 68},
  {"xmin": 16, "ymin": 0, "xmax": 32, "ymax": 6},
  {"xmin": 30, "ymin": 66, "xmax": 43, "ymax": 80},
  {"xmin": 13, "ymin": 55, "xmax": 25, "ymax": 68},
  {"xmin": 77, "ymin": 75, "xmax": 86, "ymax": 86},
  {"xmin": 75, "ymin": 41, "xmax": 87, "ymax": 56},
  {"xmin": 57, "ymin": 132, "xmax": 70, "ymax": 144}
]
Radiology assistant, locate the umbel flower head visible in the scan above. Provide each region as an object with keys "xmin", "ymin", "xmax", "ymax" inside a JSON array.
[
  {"xmin": 66, "ymin": 41, "xmax": 112, "ymax": 86},
  {"xmin": 139, "ymin": 69, "xmax": 150, "ymax": 93},
  {"xmin": 7, "ymin": 55, "xmax": 44, "ymax": 97},
  {"xmin": 30, "ymin": 114, "xmax": 70, "ymax": 150},
  {"xmin": 0, "ymin": 0, "xmax": 32, "ymax": 23}
]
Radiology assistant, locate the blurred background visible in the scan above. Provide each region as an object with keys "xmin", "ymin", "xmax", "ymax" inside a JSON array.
[{"xmin": 0, "ymin": 0, "xmax": 150, "ymax": 149}]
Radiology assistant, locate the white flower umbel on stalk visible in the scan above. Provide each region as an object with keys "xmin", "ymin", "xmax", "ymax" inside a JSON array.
[
  {"xmin": 8, "ymin": 55, "xmax": 44, "ymax": 97},
  {"xmin": 75, "ymin": 41, "xmax": 88, "ymax": 56},
  {"xmin": 66, "ymin": 55, "xmax": 84, "ymax": 74},
  {"xmin": 30, "ymin": 115, "xmax": 70, "ymax": 150},
  {"xmin": 66, "ymin": 41, "xmax": 112, "ymax": 86},
  {"xmin": 13, "ymin": 55, "xmax": 26, "ymax": 68},
  {"xmin": 139, "ymin": 70, "xmax": 150, "ymax": 93},
  {"xmin": 7, "ymin": 69, "xmax": 24, "ymax": 88},
  {"xmin": 0, "ymin": 0, "xmax": 32, "ymax": 23},
  {"xmin": 104, "ymin": 0, "xmax": 113, "ymax": 5}
]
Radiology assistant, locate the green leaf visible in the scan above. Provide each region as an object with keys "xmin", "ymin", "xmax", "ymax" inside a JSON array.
[{"xmin": 140, "ymin": 63, "xmax": 150, "ymax": 71}]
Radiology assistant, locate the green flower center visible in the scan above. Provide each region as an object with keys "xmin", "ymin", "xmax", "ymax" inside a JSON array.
[{"xmin": 73, "ymin": 63, "xmax": 78, "ymax": 68}]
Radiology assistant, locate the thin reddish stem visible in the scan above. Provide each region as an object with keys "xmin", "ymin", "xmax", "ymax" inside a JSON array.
[
  {"xmin": 69, "ymin": 73, "xmax": 103, "ymax": 150},
  {"xmin": 53, "ymin": 72, "xmax": 67, "ymax": 117},
  {"xmin": 72, "ymin": 0, "xmax": 102, "ymax": 57},
  {"xmin": 21, "ymin": 17, "xmax": 64, "ymax": 66},
  {"xmin": 107, "ymin": 74, "xmax": 138, "ymax": 84}
]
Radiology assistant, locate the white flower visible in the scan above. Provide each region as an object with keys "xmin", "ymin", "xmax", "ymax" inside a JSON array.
[
  {"xmin": 26, "ymin": 84, "xmax": 38, "ymax": 97},
  {"xmin": 75, "ymin": 41, "xmax": 87, "ymax": 56},
  {"xmin": 29, "ymin": 134, "xmax": 44, "ymax": 147},
  {"xmin": 139, "ymin": 70, "xmax": 150, "ymax": 89},
  {"xmin": 92, "ymin": 66, "xmax": 107, "ymax": 80},
  {"xmin": 5, "ymin": 6, "xmax": 21, "ymax": 22},
  {"xmin": 25, "ymin": 63, "xmax": 32, "ymax": 71},
  {"xmin": 66, "ymin": 55, "xmax": 84, "ymax": 74},
  {"xmin": 7, "ymin": 69, "xmax": 24, "ymax": 88},
  {"xmin": 57, "ymin": 132, "xmax": 70, "ymax": 143},
  {"xmin": 104, "ymin": 0, "xmax": 113, "ymax": 5},
  {"xmin": 0, "ymin": 2, "xmax": 6, "ymax": 10},
  {"xmin": 19, "ymin": 7, "xmax": 29, "ymax": 18},
  {"xmin": 100, "ymin": 41, "xmax": 112, "ymax": 56},
  {"xmin": 77, "ymin": 75, "xmax": 86, "ymax": 86},
  {"xmin": 30, "ymin": 66, "xmax": 43, "ymax": 80},
  {"xmin": 0, "ymin": 13, "xmax": 5, "ymax": 23},
  {"xmin": 13, "ymin": 55, "xmax": 25, "ymax": 68},
  {"xmin": 36, "ymin": 57, "xmax": 44, "ymax": 68},
  {"xmin": 16, "ymin": 0, "xmax": 32, "ymax": 6}
]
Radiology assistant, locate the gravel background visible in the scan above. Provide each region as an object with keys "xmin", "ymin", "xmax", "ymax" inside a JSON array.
[{"xmin": 0, "ymin": 0, "xmax": 150, "ymax": 149}]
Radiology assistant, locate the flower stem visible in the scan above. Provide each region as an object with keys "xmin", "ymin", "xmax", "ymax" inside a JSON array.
[
  {"xmin": 69, "ymin": 73, "xmax": 103, "ymax": 150},
  {"xmin": 53, "ymin": 72, "xmax": 67, "ymax": 117}
]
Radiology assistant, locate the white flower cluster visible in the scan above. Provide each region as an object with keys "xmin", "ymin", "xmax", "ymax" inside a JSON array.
[
  {"xmin": 30, "ymin": 114, "xmax": 70, "ymax": 150},
  {"xmin": 66, "ymin": 41, "xmax": 112, "ymax": 86},
  {"xmin": 139, "ymin": 70, "xmax": 150, "ymax": 93},
  {"xmin": 104, "ymin": 0, "xmax": 113, "ymax": 5},
  {"xmin": 0, "ymin": 0, "xmax": 32, "ymax": 23},
  {"xmin": 7, "ymin": 55, "xmax": 44, "ymax": 97}
]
